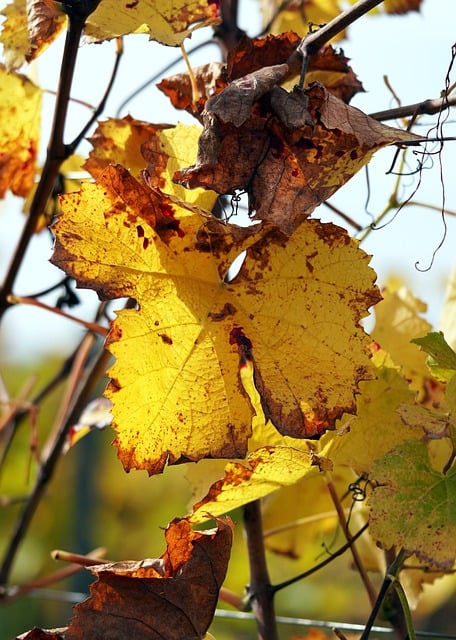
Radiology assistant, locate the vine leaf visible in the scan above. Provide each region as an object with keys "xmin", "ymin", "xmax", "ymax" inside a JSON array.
[
  {"xmin": 326, "ymin": 351, "xmax": 420, "ymax": 474},
  {"xmin": 158, "ymin": 37, "xmax": 363, "ymax": 114},
  {"xmin": 85, "ymin": 117, "xmax": 219, "ymax": 213},
  {"xmin": 411, "ymin": 331, "xmax": 456, "ymax": 383},
  {"xmin": 0, "ymin": 64, "xmax": 41, "ymax": 198},
  {"xmin": 371, "ymin": 284, "xmax": 432, "ymax": 391},
  {"xmin": 0, "ymin": 0, "xmax": 66, "ymax": 70},
  {"xmin": 369, "ymin": 439, "xmax": 456, "ymax": 569},
  {"xmin": 190, "ymin": 446, "xmax": 325, "ymax": 524},
  {"xmin": 84, "ymin": 0, "xmax": 220, "ymax": 46},
  {"xmin": 52, "ymin": 164, "xmax": 379, "ymax": 474},
  {"xmin": 175, "ymin": 82, "xmax": 419, "ymax": 234},
  {"xmin": 62, "ymin": 517, "xmax": 232, "ymax": 639}
]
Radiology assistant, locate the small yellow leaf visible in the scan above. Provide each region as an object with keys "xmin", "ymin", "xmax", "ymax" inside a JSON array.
[
  {"xmin": 0, "ymin": 65, "xmax": 41, "ymax": 198},
  {"xmin": 190, "ymin": 446, "xmax": 319, "ymax": 523},
  {"xmin": 0, "ymin": 0, "xmax": 65, "ymax": 70},
  {"xmin": 84, "ymin": 0, "xmax": 220, "ymax": 46}
]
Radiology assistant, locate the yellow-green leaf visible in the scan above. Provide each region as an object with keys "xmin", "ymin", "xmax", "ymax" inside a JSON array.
[
  {"xmin": 411, "ymin": 331, "xmax": 456, "ymax": 383},
  {"xmin": 369, "ymin": 439, "xmax": 456, "ymax": 569},
  {"xmin": 326, "ymin": 352, "xmax": 420, "ymax": 474}
]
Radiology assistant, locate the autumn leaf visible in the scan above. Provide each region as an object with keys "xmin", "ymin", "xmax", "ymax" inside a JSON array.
[
  {"xmin": 158, "ymin": 35, "xmax": 362, "ymax": 125},
  {"xmin": 52, "ymin": 164, "xmax": 379, "ymax": 473},
  {"xmin": 190, "ymin": 446, "xmax": 324, "ymax": 523},
  {"xmin": 0, "ymin": 0, "xmax": 66, "ymax": 69},
  {"xmin": 84, "ymin": 0, "xmax": 220, "ymax": 46},
  {"xmin": 64, "ymin": 517, "xmax": 233, "ymax": 640},
  {"xmin": 372, "ymin": 284, "xmax": 432, "ymax": 392},
  {"xmin": 261, "ymin": 0, "xmax": 344, "ymax": 40},
  {"xmin": 0, "ymin": 64, "xmax": 41, "ymax": 198},
  {"xmin": 260, "ymin": 466, "xmax": 357, "ymax": 558},
  {"xmin": 85, "ymin": 118, "xmax": 219, "ymax": 213},
  {"xmin": 383, "ymin": 0, "xmax": 422, "ymax": 14},
  {"xmin": 175, "ymin": 82, "xmax": 418, "ymax": 234},
  {"xmin": 84, "ymin": 116, "xmax": 170, "ymax": 181},
  {"xmin": 369, "ymin": 439, "xmax": 456, "ymax": 569},
  {"xmin": 326, "ymin": 352, "xmax": 420, "ymax": 474}
]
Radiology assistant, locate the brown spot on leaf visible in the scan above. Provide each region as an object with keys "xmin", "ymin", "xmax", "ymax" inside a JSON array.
[
  {"xmin": 158, "ymin": 333, "xmax": 173, "ymax": 345},
  {"xmin": 209, "ymin": 302, "xmax": 237, "ymax": 321}
]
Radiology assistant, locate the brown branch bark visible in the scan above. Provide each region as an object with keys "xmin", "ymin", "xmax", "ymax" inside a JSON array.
[{"xmin": 243, "ymin": 501, "xmax": 279, "ymax": 640}]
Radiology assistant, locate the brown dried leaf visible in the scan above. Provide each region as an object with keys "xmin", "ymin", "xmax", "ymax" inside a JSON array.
[
  {"xmin": 16, "ymin": 630, "xmax": 65, "ymax": 640},
  {"xmin": 157, "ymin": 61, "xmax": 227, "ymax": 114},
  {"xmin": 175, "ymin": 82, "xmax": 419, "ymax": 233},
  {"xmin": 66, "ymin": 517, "xmax": 233, "ymax": 640},
  {"xmin": 26, "ymin": 0, "xmax": 66, "ymax": 63},
  {"xmin": 205, "ymin": 63, "xmax": 290, "ymax": 127}
]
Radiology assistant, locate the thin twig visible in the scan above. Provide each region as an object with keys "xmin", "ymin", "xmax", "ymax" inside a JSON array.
[
  {"xmin": 326, "ymin": 478, "xmax": 377, "ymax": 608},
  {"xmin": 370, "ymin": 93, "xmax": 456, "ymax": 122},
  {"xmin": 287, "ymin": 0, "xmax": 385, "ymax": 77},
  {"xmin": 271, "ymin": 523, "xmax": 369, "ymax": 594},
  {"xmin": 7, "ymin": 295, "xmax": 108, "ymax": 337}
]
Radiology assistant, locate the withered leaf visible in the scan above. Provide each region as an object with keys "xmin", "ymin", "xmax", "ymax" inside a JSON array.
[
  {"xmin": 66, "ymin": 517, "xmax": 233, "ymax": 640},
  {"xmin": 16, "ymin": 630, "xmax": 65, "ymax": 640},
  {"xmin": 205, "ymin": 63, "xmax": 290, "ymax": 127},
  {"xmin": 175, "ymin": 82, "xmax": 420, "ymax": 234}
]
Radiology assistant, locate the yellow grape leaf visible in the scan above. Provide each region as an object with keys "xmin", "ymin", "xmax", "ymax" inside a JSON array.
[
  {"xmin": 0, "ymin": 0, "xmax": 66, "ymax": 70},
  {"xmin": 326, "ymin": 353, "xmax": 420, "ymax": 474},
  {"xmin": 369, "ymin": 439, "xmax": 456, "ymax": 569},
  {"xmin": 85, "ymin": 118, "xmax": 218, "ymax": 212},
  {"xmin": 84, "ymin": 116, "xmax": 169, "ymax": 181},
  {"xmin": 0, "ymin": 0, "xmax": 29, "ymax": 70},
  {"xmin": 383, "ymin": 0, "xmax": 422, "ymax": 14},
  {"xmin": 190, "ymin": 446, "xmax": 321, "ymax": 524},
  {"xmin": 261, "ymin": 0, "xmax": 344, "ymax": 40},
  {"xmin": 372, "ymin": 284, "xmax": 432, "ymax": 391},
  {"xmin": 52, "ymin": 164, "xmax": 379, "ymax": 474},
  {"xmin": 84, "ymin": 0, "xmax": 220, "ymax": 46},
  {"xmin": 0, "ymin": 64, "xmax": 41, "ymax": 198}
]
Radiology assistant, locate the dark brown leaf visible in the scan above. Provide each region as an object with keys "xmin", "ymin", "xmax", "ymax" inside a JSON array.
[
  {"xmin": 175, "ymin": 83, "xmax": 420, "ymax": 234},
  {"xmin": 65, "ymin": 517, "xmax": 233, "ymax": 640}
]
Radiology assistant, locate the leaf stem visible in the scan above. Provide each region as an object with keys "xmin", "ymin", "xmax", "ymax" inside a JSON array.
[
  {"xmin": 243, "ymin": 500, "xmax": 279, "ymax": 640},
  {"xmin": 326, "ymin": 477, "xmax": 377, "ymax": 607}
]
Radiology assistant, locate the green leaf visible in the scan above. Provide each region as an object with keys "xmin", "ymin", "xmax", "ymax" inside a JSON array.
[
  {"xmin": 411, "ymin": 331, "xmax": 456, "ymax": 382},
  {"xmin": 369, "ymin": 439, "xmax": 456, "ymax": 569}
]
